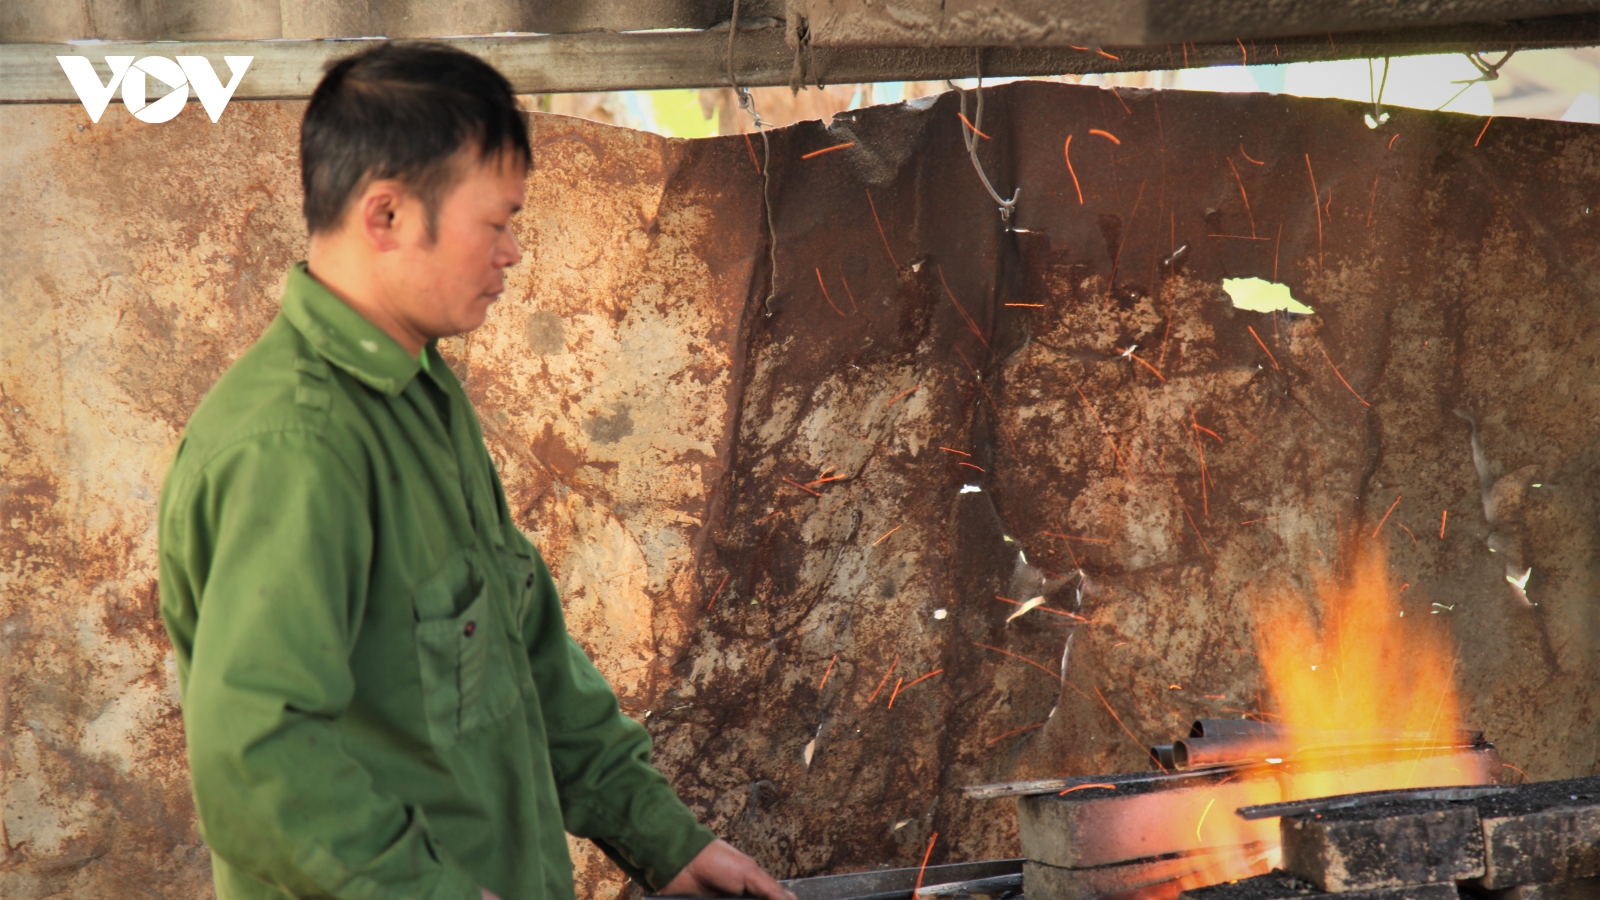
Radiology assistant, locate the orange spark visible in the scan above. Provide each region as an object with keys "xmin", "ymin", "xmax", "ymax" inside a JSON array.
[
  {"xmin": 1059, "ymin": 783, "xmax": 1118, "ymax": 796},
  {"xmin": 972, "ymin": 642, "xmax": 1063, "ymax": 683},
  {"xmin": 993, "ymin": 595, "xmax": 1091, "ymax": 621},
  {"xmin": 1124, "ymin": 347, "xmax": 1167, "ymax": 383},
  {"xmin": 1192, "ymin": 411, "xmax": 1223, "ymax": 443},
  {"xmin": 1388, "ymin": 133, "xmax": 1400, "ymax": 150},
  {"xmin": 865, "ymin": 188, "xmax": 900, "ymax": 270},
  {"xmin": 742, "ymin": 133, "xmax": 760, "ymax": 171},
  {"xmin": 866, "ymin": 655, "xmax": 901, "ymax": 703},
  {"xmin": 1109, "ymin": 86, "xmax": 1132, "ymax": 115},
  {"xmin": 1440, "ymin": 510, "xmax": 1449, "ymax": 539},
  {"xmin": 1273, "ymin": 221, "xmax": 1284, "ymax": 282},
  {"xmin": 1246, "ymin": 325, "xmax": 1280, "ymax": 370},
  {"xmin": 895, "ymin": 669, "xmax": 944, "ymax": 704},
  {"xmin": 1371, "ymin": 494, "xmax": 1402, "ymax": 539},
  {"xmin": 1315, "ymin": 338, "xmax": 1372, "ymax": 407},
  {"xmin": 913, "ymin": 833, "xmax": 939, "ymax": 895},
  {"xmin": 818, "ymin": 654, "xmax": 837, "ymax": 690},
  {"xmin": 957, "ymin": 112, "xmax": 991, "ymax": 140},
  {"xmin": 1305, "ymin": 153, "xmax": 1324, "ymax": 269},
  {"xmin": 1043, "ymin": 532, "xmax": 1111, "ymax": 544},
  {"xmin": 885, "ymin": 384, "xmax": 921, "ymax": 408},
  {"xmin": 1474, "ymin": 117, "xmax": 1493, "ymax": 147},
  {"xmin": 958, "ymin": 462, "xmax": 985, "ymax": 472},
  {"xmin": 936, "ymin": 264, "xmax": 990, "ymax": 349},
  {"xmin": 1064, "ymin": 135, "xmax": 1084, "ymax": 205},
  {"xmin": 1094, "ymin": 685, "xmax": 1146, "ymax": 752},
  {"xmin": 705, "ymin": 572, "xmax": 730, "ymax": 610},
  {"xmin": 802, "ymin": 142, "xmax": 855, "ymax": 160},
  {"xmin": 1075, "ymin": 386, "xmax": 1135, "ymax": 484},
  {"xmin": 938, "ymin": 446, "xmax": 971, "ymax": 456},
  {"xmin": 840, "ymin": 271, "xmax": 860, "ymax": 313},
  {"xmin": 887, "ymin": 676, "xmax": 905, "ymax": 708},
  {"xmin": 871, "ymin": 524, "xmax": 903, "ymax": 546},
  {"xmin": 1097, "ymin": 48, "xmax": 1121, "ymax": 61},
  {"xmin": 1089, "ymin": 128, "xmax": 1121, "ymax": 145},
  {"xmin": 1156, "ymin": 451, "xmax": 1215, "ymax": 562},
  {"xmin": 815, "ymin": 267, "xmax": 847, "ymax": 317},
  {"xmin": 783, "ymin": 477, "xmax": 823, "ymax": 497},
  {"xmin": 1240, "ymin": 143, "xmax": 1264, "ymax": 165},
  {"xmin": 1228, "ymin": 156, "xmax": 1257, "ymax": 237}
]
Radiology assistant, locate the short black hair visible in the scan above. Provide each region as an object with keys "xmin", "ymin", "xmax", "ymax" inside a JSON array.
[{"xmin": 300, "ymin": 41, "xmax": 531, "ymax": 236}]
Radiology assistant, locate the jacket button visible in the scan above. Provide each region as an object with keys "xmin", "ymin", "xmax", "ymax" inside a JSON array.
[{"xmin": 464, "ymin": 621, "xmax": 476, "ymax": 637}]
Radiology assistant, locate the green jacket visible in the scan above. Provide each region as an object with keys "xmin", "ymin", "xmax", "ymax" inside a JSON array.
[{"xmin": 158, "ymin": 263, "xmax": 714, "ymax": 900}]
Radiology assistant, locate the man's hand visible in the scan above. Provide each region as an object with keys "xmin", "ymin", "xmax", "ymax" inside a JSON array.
[
  {"xmin": 481, "ymin": 890, "xmax": 501, "ymax": 900},
  {"xmin": 660, "ymin": 839, "xmax": 796, "ymax": 900}
]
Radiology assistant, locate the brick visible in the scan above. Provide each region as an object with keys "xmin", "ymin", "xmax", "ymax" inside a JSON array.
[
  {"xmin": 1280, "ymin": 800, "xmax": 1485, "ymax": 892},
  {"xmin": 1179, "ymin": 871, "xmax": 1462, "ymax": 899},
  {"xmin": 1019, "ymin": 769, "xmax": 1283, "ymax": 868},
  {"xmin": 1467, "ymin": 776, "xmax": 1600, "ymax": 890},
  {"xmin": 1024, "ymin": 845, "xmax": 1272, "ymax": 900},
  {"xmin": 1477, "ymin": 875, "xmax": 1600, "ymax": 899}
]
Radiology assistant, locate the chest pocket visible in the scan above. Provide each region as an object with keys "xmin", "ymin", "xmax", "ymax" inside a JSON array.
[{"xmin": 412, "ymin": 551, "xmax": 521, "ymax": 748}]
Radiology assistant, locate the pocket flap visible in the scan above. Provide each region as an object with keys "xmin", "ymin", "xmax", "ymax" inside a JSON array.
[{"xmin": 412, "ymin": 550, "xmax": 481, "ymax": 622}]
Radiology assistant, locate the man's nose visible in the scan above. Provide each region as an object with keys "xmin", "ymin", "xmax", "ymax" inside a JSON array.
[{"xmin": 497, "ymin": 226, "xmax": 522, "ymax": 268}]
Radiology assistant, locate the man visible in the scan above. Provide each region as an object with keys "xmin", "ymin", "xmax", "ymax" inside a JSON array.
[{"xmin": 158, "ymin": 42, "xmax": 793, "ymax": 900}]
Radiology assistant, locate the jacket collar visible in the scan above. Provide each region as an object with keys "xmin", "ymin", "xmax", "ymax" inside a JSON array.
[{"xmin": 280, "ymin": 262, "xmax": 421, "ymax": 397}]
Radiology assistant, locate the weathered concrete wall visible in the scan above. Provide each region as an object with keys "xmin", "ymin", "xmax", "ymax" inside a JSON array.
[{"xmin": 4, "ymin": 82, "xmax": 1600, "ymax": 898}]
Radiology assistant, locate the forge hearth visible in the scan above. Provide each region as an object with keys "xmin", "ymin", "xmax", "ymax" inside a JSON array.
[{"xmin": 1007, "ymin": 773, "xmax": 1600, "ymax": 900}]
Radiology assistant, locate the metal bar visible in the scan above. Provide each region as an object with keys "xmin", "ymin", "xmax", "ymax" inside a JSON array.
[
  {"xmin": 5, "ymin": 14, "xmax": 1600, "ymax": 104},
  {"xmin": 962, "ymin": 766, "xmax": 1261, "ymax": 801},
  {"xmin": 1235, "ymin": 785, "xmax": 1513, "ymax": 821},
  {"xmin": 649, "ymin": 859, "xmax": 1025, "ymax": 900}
]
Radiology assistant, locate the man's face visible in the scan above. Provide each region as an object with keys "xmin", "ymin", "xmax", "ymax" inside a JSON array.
[{"xmin": 383, "ymin": 151, "xmax": 526, "ymax": 341}]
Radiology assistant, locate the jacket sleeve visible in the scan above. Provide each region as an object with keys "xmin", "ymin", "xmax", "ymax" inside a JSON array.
[
  {"xmin": 162, "ymin": 431, "xmax": 481, "ymax": 900},
  {"xmin": 517, "ymin": 547, "xmax": 717, "ymax": 891}
]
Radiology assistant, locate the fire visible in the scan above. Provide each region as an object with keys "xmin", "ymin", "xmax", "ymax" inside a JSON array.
[
  {"xmin": 1253, "ymin": 542, "xmax": 1472, "ymax": 801},
  {"xmin": 1136, "ymin": 543, "xmax": 1484, "ymax": 899}
]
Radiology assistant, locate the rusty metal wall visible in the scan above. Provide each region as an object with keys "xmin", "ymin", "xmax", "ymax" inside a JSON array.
[{"xmin": 4, "ymin": 81, "xmax": 1600, "ymax": 898}]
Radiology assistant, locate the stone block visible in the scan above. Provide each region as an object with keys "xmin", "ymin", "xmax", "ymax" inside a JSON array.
[
  {"xmin": 1019, "ymin": 769, "xmax": 1283, "ymax": 868},
  {"xmin": 1280, "ymin": 800, "xmax": 1485, "ymax": 892},
  {"xmin": 1477, "ymin": 875, "xmax": 1600, "ymax": 898},
  {"xmin": 1179, "ymin": 871, "xmax": 1462, "ymax": 899},
  {"xmin": 1468, "ymin": 776, "xmax": 1600, "ymax": 890}
]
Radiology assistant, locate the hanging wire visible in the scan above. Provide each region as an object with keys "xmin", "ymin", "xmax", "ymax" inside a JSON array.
[
  {"xmin": 1435, "ymin": 49, "xmax": 1516, "ymax": 112},
  {"xmin": 1365, "ymin": 57, "xmax": 1391, "ymax": 129},
  {"xmin": 954, "ymin": 49, "xmax": 1021, "ymax": 228},
  {"xmin": 727, "ymin": 0, "xmax": 780, "ymax": 315}
]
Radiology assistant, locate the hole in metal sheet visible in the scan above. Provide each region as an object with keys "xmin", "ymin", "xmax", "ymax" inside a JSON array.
[{"xmin": 1223, "ymin": 277, "xmax": 1314, "ymax": 315}]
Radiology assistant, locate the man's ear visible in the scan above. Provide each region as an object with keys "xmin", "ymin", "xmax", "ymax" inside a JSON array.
[{"xmin": 356, "ymin": 180, "xmax": 407, "ymax": 252}]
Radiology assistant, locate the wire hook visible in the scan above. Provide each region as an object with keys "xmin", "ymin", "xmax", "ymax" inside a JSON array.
[{"xmin": 957, "ymin": 49, "xmax": 1021, "ymax": 228}]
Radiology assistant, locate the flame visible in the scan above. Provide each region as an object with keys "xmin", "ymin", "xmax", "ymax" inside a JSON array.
[
  {"xmin": 1118, "ymin": 543, "xmax": 1483, "ymax": 899},
  {"xmin": 1253, "ymin": 542, "xmax": 1470, "ymax": 800}
]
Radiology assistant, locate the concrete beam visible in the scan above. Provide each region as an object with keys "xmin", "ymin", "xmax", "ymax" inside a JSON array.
[
  {"xmin": 793, "ymin": 0, "xmax": 1600, "ymax": 48},
  {"xmin": 4, "ymin": 15, "xmax": 1600, "ymax": 104}
]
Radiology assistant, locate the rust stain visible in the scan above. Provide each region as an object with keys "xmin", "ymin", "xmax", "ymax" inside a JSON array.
[{"xmin": 4, "ymin": 86, "xmax": 1600, "ymax": 898}]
